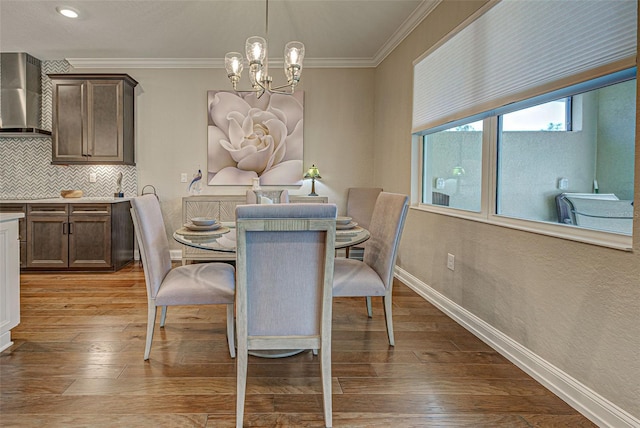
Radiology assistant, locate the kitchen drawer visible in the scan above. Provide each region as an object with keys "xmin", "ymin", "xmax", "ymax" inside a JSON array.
[
  {"xmin": 28, "ymin": 204, "xmax": 68, "ymax": 215},
  {"xmin": 70, "ymin": 204, "xmax": 111, "ymax": 215}
]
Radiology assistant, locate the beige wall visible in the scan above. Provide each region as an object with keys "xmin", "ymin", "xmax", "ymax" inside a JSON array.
[
  {"xmin": 374, "ymin": 0, "xmax": 639, "ymax": 419},
  {"xmin": 74, "ymin": 66, "xmax": 376, "ymax": 246}
]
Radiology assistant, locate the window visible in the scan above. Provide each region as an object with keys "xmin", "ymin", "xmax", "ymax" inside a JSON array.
[
  {"xmin": 422, "ymin": 120, "xmax": 483, "ymax": 212},
  {"xmin": 502, "ymin": 98, "xmax": 571, "ymax": 132},
  {"xmin": 417, "ymin": 69, "xmax": 636, "ymax": 248},
  {"xmin": 497, "ymin": 76, "xmax": 636, "ymax": 235}
]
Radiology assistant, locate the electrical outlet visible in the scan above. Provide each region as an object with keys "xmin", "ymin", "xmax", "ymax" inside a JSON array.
[
  {"xmin": 89, "ymin": 173, "xmax": 97, "ymax": 183},
  {"xmin": 447, "ymin": 253, "xmax": 455, "ymax": 271},
  {"xmin": 180, "ymin": 173, "xmax": 188, "ymax": 183}
]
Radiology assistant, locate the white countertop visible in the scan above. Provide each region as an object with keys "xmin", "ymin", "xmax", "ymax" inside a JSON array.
[
  {"xmin": 0, "ymin": 197, "xmax": 132, "ymax": 204},
  {"xmin": 0, "ymin": 213, "xmax": 25, "ymax": 222}
]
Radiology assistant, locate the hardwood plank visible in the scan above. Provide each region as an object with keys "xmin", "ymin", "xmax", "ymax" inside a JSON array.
[
  {"xmin": 0, "ymin": 363, "xmax": 125, "ymax": 379},
  {"xmin": 371, "ymin": 362, "xmax": 531, "ymax": 379},
  {"xmin": 415, "ymin": 350, "xmax": 511, "ymax": 364},
  {"xmin": 206, "ymin": 413, "xmax": 533, "ymax": 427},
  {"xmin": 0, "ymin": 414, "xmax": 209, "ymax": 428},
  {"xmin": 522, "ymin": 413, "xmax": 598, "ymax": 427},
  {"xmin": 338, "ymin": 377, "xmax": 553, "ymax": 396},
  {"xmin": 63, "ymin": 378, "xmax": 237, "ymax": 395},
  {"xmin": 274, "ymin": 393, "xmax": 580, "ymax": 415},
  {"xmin": 0, "ymin": 393, "xmax": 271, "ymax": 414},
  {"xmin": 120, "ymin": 362, "xmax": 237, "ymax": 378}
]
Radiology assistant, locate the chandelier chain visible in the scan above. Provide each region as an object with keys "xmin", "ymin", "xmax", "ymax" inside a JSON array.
[{"xmin": 265, "ymin": 0, "xmax": 269, "ymax": 38}]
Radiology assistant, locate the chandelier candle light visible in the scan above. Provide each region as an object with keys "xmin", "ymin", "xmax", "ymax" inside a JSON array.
[
  {"xmin": 304, "ymin": 164, "xmax": 321, "ymax": 196},
  {"xmin": 225, "ymin": 0, "xmax": 305, "ymax": 98}
]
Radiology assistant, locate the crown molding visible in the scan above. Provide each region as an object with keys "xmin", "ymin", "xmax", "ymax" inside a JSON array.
[
  {"xmin": 67, "ymin": 57, "xmax": 377, "ymax": 69},
  {"xmin": 373, "ymin": 0, "xmax": 442, "ymax": 66},
  {"xmin": 67, "ymin": 0, "xmax": 440, "ymax": 70},
  {"xmin": 66, "ymin": 58, "xmax": 225, "ymax": 69}
]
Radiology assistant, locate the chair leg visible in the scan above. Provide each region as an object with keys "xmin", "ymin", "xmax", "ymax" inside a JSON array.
[
  {"xmin": 383, "ymin": 294, "xmax": 395, "ymax": 346},
  {"xmin": 144, "ymin": 303, "xmax": 158, "ymax": 360},
  {"xmin": 345, "ymin": 247, "xmax": 350, "ymax": 258},
  {"xmin": 226, "ymin": 303, "xmax": 236, "ymax": 359},
  {"xmin": 160, "ymin": 306, "xmax": 167, "ymax": 328},
  {"xmin": 321, "ymin": 347, "xmax": 333, "ymax": 427},
  {"xmin": 236, "ymin": 344, "xmax": 248, "ymax": 428},
  {"xmin": 365, "ymin": 296, "xmax": 373, "ymax": 318}
]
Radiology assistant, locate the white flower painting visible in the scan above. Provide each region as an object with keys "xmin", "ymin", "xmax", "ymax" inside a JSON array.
[{"xmin": 207, "ymin": 90, "xmax": 304, "ymax": 186}]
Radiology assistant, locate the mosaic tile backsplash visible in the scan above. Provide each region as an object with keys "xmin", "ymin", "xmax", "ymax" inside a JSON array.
[
  {"xmin": 0, "ymin": 138, "xmax": 137, "ymax": 199},
  {"xmin": 0, "ymin": 59, "xmax": 137, "ymax": 200}
]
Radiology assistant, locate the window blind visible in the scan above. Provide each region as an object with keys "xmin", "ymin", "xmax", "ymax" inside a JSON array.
[{"xmin": 412, "ymin": 0, "xmax": 637, "ymax": 134}]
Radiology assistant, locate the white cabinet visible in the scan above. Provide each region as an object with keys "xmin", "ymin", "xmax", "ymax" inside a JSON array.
[{"xmin": 0, "ymin": 213, "xmax": 23, "ymax": 352}]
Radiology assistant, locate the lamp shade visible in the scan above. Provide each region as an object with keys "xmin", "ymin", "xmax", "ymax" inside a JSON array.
[
  {"xmin": 304, "ymin": 165, "xmax": 321, "ymax": 179},
  {"xmin": 284, "ymin": 41, "xmax": 305, "ymax": 83},
  {"xmin": 225, "ymin": 52, "xmax": 244, "ymax": 76},
  {"xmin": 246, "ymin": 36, "xmax": 267, "ymax": 65}
]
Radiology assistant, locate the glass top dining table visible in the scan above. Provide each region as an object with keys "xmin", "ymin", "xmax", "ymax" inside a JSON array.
[
  {"xmin": 173, "ymin": 222, "xmax": 370, "ymax": 253},
  {"xmin": 173, "ymin": 221, "xmax": 370, "ymax": 359}
]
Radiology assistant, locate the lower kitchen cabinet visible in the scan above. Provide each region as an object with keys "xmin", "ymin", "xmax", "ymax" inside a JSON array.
[
  {"xmin": 27, "ymin": 204, "xmax": 69, "ymax": 268},
  {"xmin": 22, "ymin": 200, "xmax": 133, "ymax": 272},
  {"xmin": 69, "ymin": 211, "xmax": 112, "ymax": 269}
]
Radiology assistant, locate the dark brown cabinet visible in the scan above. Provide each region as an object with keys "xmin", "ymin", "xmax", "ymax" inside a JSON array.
[
  {"xmin": 69, "ymin": 209, "xmax": 112, "ymax": 269},
  {"xmin": 20, "ymin": 201, "xmax": 133, "ymax": 272},
  {"xmin": 26, "ymin": 204, "xmax": 69, "ymax": 268},
  {"xmin": 48, "ymin": 74, "xmax": 137, "ymax": 165}
]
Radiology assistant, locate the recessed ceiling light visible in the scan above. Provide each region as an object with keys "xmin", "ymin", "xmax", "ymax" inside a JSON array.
[{"xmin": 56, "ymin": 6, "xmax": 79, "ymax": 18}]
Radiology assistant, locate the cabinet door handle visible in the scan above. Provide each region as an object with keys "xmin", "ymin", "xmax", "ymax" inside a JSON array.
[
  {"xmin": 63, "ymin": 223, "xmax": 68, "ymax": 235},
  {"xmin": 68, "ymin": 222, "xmax": 73, "ymax": 234}
]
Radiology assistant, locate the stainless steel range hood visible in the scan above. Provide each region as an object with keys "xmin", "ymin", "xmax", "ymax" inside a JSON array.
[{"xmin": 0, "ymin": 53, "xmax": 52, "ymax": 137}]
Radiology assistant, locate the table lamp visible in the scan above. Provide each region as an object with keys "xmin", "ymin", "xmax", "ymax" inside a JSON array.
[{"xmin": 303, "ymin": 164, "xmax": 321, "ymax": 196}]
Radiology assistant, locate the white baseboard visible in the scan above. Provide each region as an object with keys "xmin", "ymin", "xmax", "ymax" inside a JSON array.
[
  {"xmin": 169, "ymin": 249, "xmax": 182, "ymax": 261},
  {"xmin": 394, "ymin": 266, "xmax": 639, "ymax": 428},
  {"xmin": 136, "ymin": 249, "xmax": 182, "ymax": 261}
]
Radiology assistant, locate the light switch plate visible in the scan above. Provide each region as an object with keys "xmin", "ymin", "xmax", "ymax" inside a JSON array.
[
  {"xmin": 89, "ymin": 173, "xmax": 97, "ymax": 183},
  {"xmin": 447, "ymin": 253, "xmax": 455, "ymax": 271}
]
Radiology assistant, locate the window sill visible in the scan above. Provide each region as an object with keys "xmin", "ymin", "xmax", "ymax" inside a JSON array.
[{"xmin": 411, "ymin": 204, "xmax": 633, "ymax": 251}]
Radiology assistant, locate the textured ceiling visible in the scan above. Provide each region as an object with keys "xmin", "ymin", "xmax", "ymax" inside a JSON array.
[{"xmin": 0, "ymin": 0, "xmax": 439, "ymax": 68}]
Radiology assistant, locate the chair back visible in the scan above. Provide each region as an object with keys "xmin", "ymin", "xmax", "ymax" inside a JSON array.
[
  {"xmin": 130, "ymin": 195, "xmax": 173, "ymax": 299},
  {"xmin": 245, "ymin": 189, "xmax": 290, "ymax": 204},
  {"xmin": 235, "ymin": 203, "xmax": 337, "ymax": 347},
  {"xmin": 364, "ymin": 192, "xmax": 409, "ymax": 291},
  {"xmin": 346, "ymin": 187, "xmax": 383, "ymax": 230}
]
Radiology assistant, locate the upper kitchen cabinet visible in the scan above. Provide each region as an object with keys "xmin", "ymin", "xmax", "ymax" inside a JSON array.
[{"xmin": 48, "ymin": 74, "xmax": 137, "ymax": 165}]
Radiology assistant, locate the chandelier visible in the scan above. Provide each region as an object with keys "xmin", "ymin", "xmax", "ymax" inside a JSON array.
[{"xmin": 224, "ymin": 0, "xmax": 305, "ymax": 98}]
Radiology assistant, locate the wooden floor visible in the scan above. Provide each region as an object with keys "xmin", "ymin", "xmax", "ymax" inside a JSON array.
[{"xmin": 1, "ymin": 262, "xmax": 596, "ymax": 427}]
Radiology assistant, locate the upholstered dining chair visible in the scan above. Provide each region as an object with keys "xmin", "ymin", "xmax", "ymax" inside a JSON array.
[
  {"xmin": 345, "ymin": 187, "xmax": 383, "ymax": 259},
  {"xmin": 245, "ymin": 189, "xmax": 290, "ymax": 204},
  {"xmin": 235, "ymin": 203, "xmax": 337, "ymax": 428},
  {"xmin": 333, "ymin": 192, "xmax": 409, "ymax": 346},
  {"xmin": 130, "ymin": 194, "xmax": 236, "ymax": 360}
]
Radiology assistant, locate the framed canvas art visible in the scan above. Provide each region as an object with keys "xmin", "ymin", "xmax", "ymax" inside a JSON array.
[{"xmin": 207, "ymin": 90, "xmax": 304, "ymax": 186}]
